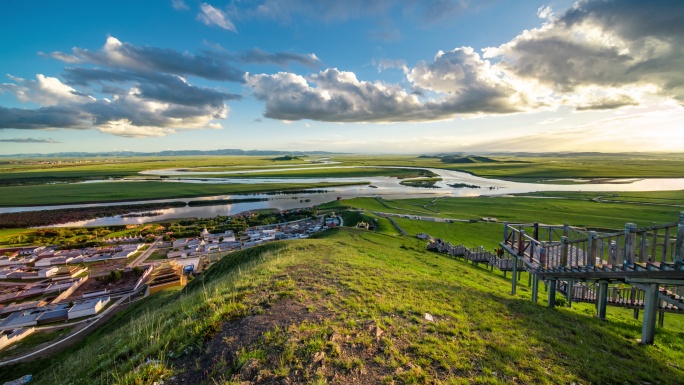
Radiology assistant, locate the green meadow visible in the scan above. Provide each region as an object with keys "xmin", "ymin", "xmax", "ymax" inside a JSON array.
[
  {"xmin": 322, "ymin": 194, "xmax": 682, "ymax": 229},
  {"xmin": 2, "ymin": 153, "xmax": 684, "ymax": 206},
  {"xmin": 0, "ymin": 181, "xmax": 366, "ymax": 207}
]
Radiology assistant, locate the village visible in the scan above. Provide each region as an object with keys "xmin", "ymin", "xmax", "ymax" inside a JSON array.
[{"xmin": 0, "ymin": 210, "xmax": 342, "ymax": 359}]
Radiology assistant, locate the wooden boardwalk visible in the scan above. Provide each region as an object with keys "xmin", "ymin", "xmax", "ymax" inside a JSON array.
[
  {"xmin": 499, "ymin": 213, "xmax": 684, "ymax": 344},
  {"xmin": 557, "ymin": 282, "xmax": 684, "ymax": 314},
  {"xmin": 427, "ymin": 238, "xmax": 520, "ymax": 272}
]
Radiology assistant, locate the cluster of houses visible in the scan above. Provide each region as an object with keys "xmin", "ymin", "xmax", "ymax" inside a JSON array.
[
  {"xmin": 0, "ymin": 277, "xmax": 87, "ymax": 308},
  {"xmin": 0, "ymin": 296, "xmax": 110, "ymax": 330},
  {"xmin": 167, "ymin": 217, "xmax": 339, "ymax": 258},
  {"xmin": 168, "ymin": 229, "xmax": 239, "ymax": 258},
  {"xmin": 0, "ymin": 214, "xmax": 345, "ymax": 353},
  {"xmin": 1, "ymin": 244, "xmax": 142, "ymax": 270},
  {"xmin": 0, "ymin": 265, "xmax": 86, "ymax": 281}
]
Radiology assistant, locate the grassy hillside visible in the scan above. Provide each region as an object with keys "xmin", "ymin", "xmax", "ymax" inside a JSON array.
[{"xmin": 3, "ymin": 229, "xmax": 684, "ymax": 384}]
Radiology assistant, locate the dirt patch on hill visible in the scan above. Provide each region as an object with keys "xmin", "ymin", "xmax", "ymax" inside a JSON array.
[{"xmin": 167, "ymin": 262, "xmax": 399, "ymax": 384}]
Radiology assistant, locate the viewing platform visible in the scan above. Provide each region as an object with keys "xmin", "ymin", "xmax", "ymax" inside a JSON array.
[{"xmin": 499, "ymin": 213, "xmax": 684, "ymax": 344}]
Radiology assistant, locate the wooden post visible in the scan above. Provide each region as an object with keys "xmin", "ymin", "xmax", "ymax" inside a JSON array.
[
  {"xmin": 633, "ymin": 309, "xmax": 639, "ymax": 320},
  {"xmin": 624, "ymin": 223, "xmax": 637, "ymax": 265},
  {"xmin": 533, "ymin": 222, "xmax": 539, "ymax": 241},
  {"xmin": 561, "ymin": 236, "xmax": 569, "ymax": 267},
  {"xmin": 597, "ymin": 281, "xmax": 608, "ymax": 320},
  {"xmin": 503, "ymin": 222, "xmax": 509, "ymax": 245},
  {"xmin": 565, "ymin": 280, "xmax": 573, "ymax": 307},
  {"xmin": 658, "ymin": 311, "xmax": 665, "ymax": 328},
  {"xmin": 641, "ymin": 283, "xmax": 659, "ymax": 344},
  {"xmin": 511, "ymin": 256, "xmax": 518, "ymax": 295},
  {"xmin": 563, "ymin": 223, "xmax": 569, "ymax": 238},
  {"xmin": 531, "ymin": 273, "xmax": 539, "ymax": 303},
  {"xmin": 548, "ymin": 279, "xmax": 557, "ymax": 308},
  {"xmin": 675, "ymin": 212, "xmax": 684, "ymax": 262},
  {"xmin": 662, "ymin": 227, "xmax": 670, "ymax": 263},
  {"xmin": 588, "ymin": 231, "xmax": 597, "ymax": 266},
  {"xmin": 640, "ymin": 232, "xmax": 648, "ymax": 262}
]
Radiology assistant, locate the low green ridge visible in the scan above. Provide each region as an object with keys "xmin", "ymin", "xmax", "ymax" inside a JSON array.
[{"xmin": 3, "ymin": 229, "xmax": 683, "ymax": 384}]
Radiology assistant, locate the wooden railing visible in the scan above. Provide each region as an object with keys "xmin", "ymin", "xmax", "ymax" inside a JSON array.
[
  {"xmin": 558, "ymin": 282, "xmax": 646, "ymax": 306},
  {"xmin": 427, "ymin": 239, "xmax": 521, "ymax": 271},
  {"xmin": 502, "ymin": 213, "xmax": 684, "ymax": 271}
]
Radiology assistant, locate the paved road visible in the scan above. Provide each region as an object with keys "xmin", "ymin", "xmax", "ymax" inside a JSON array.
[{"xmin": 126, "ymin": 236, "xmax": 161, "ymax": 268}]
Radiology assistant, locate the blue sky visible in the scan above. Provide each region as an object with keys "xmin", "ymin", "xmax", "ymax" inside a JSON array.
[{"xmin": 1, "ymin": 0, "xmax": 683, "ymax": 155}]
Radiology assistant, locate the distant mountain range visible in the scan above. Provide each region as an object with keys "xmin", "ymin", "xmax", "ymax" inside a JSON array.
[
  {"xmin": 0, "ymin": 149, "xmax": 338, "ymax": 158},
  {"xmin": 420, "ymin": 151, "xmax": 680, "ymax": 158}
]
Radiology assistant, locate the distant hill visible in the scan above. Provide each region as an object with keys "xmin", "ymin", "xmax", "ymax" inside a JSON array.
[
  {"xmin": 0, "ymin": 149, "xmax": 337, "ymax": 158},
  {"xmin": 440, "ymin": 155, "xmax": 499, "ymax": 164},
  {"xmin": 272, "ymin": 155, "xmax": 303, "ymax": 161}
]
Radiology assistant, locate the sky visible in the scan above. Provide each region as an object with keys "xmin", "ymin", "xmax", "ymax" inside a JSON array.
[{"xmin": 1, "ymin": 0, "xmax": 683, "ymax": 155}]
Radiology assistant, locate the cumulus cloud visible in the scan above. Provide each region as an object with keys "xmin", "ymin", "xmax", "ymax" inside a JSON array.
[
  {"xmin": 248, "ymin": 69, "xmax": 427, "ymax": 122},
  {"xmin": 0, "ymin": 138, "xmax": 60, "ymax": 143},
  {"xmin": 0, "ymin": 37, "xmax": 247, "ymax": 137},
  {"xmin": 57, "ymin": 36, "xmax": 245, "ymax": 82},
  {"xmin": 248, "ymin": 49, "xmax": 548, "ymax": 123},
  {"xmin": 246, "ymin": 0, "xmax": 684, "ymax": 123},
  {"xmin": 486, "ymin": 0, "xmax": 684, "ymax": 104},
  {"xmin": 4, "ymin": 36, "xmax": 326, "ymax": 138},
  {"xmin": 62, "ymin": 67, "xmax": 240, "ymax": 107},
  {"xmin": 1, "ymin": 74, "xmax": 95, "ymax": 106},
  {"xmin": 198, "ymin": 3, "xmax": 236, "ymax": 32},
  {"xmin": 247, "ymin": 65, "xmax": 538, "ymax": 123}
]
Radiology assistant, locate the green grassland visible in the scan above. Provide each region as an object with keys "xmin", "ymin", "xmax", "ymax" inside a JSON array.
[
  {"xmin": 323, "ymin": 195, "xmax": 682, "ymax": 229},
  {"xmin": 0, "ymin": 327, "xmax": 74, "ymax": 360},
  {"xmin": 516, "ymin": 190, "xmax": 684, "ymax": 205},
  {"xmin": 332, "ymin": 153, "xmax": 684, "ymax": 180},
  {"xmin": 2, "ymin": 153, "xmax": 684, "ymax": 206},
  {"xmin": 3, "ymin": 153, "xmax": 684, "ymax": 184},
  {"xmin": 3, "ymin": 229, "xmax": 683, "ymax": 384},
  {"xmin": 0, "ymin": 181, "xmax": 367, "ymax": 207}
]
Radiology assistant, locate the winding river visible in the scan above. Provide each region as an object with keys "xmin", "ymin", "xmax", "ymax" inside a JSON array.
[{"xmin": 3, "ymin": 165, "xmax": 684, "ymax": 227}]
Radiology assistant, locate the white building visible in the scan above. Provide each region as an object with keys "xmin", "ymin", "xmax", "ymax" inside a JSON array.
[
  {"xmin": 67, "ymin": 297, "xmax": 111, "ymax": 320},
  {"xmin": 38, "ymin": 267, "xmax": 59, "ymax": 278}
]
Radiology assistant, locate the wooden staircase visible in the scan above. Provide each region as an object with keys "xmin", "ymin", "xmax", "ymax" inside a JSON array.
[{"xmin": 499, "ymin": 213, "xmax": 684, "ymax": 344}]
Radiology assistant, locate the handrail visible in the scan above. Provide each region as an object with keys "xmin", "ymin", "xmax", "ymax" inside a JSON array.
[{"xmin": 502, "ymin": 213, "xmax": 684, "ymax": 270}]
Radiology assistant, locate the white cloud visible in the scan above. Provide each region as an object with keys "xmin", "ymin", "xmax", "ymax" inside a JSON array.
[
  {"xmin": 0, "ymin": 74, "xmax": 95, "ymax": 106},
  {"xmin": 537, "ymin": 5, "xmax": 553, "ymax": 20},
  {"xmin": 488, "ymin": 0, "xmax": 684, "ymax": 104},
  {"xmin": 197, "ymin": 3, "xmax": 237, "ymax": 32},
  {"xmin": 97, "ymin": 119, "xmax": 177, "ymax": 137},
  {"xmin": 171, "ymin": 0, "xmax": 189, "ymax": 11},
  {"xmin": 372, "ymin": 58, "xmax": 408, "ymax": 73}
]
